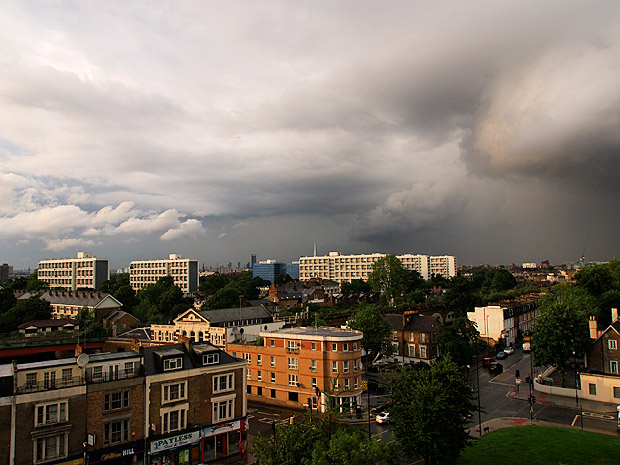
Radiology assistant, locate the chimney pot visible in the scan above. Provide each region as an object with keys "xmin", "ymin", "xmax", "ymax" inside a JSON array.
[{"xmin": 612, "ymin": 308, "xmax": 619, "ymax": 324}]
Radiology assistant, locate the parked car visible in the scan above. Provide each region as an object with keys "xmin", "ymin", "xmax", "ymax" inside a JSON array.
[
  {"xmin": 504, "ymin": 346, "xmax": 515, "ymax": 355},
  {"xmin": 482, "ymin": 357, "xmax": 495, "ymax": 368},
  {"xmin": 375, "ymin": 411, "xmax": 390, "ymax": 424},
  {"xmin": 496, "ymin": 351, "xmax": 507, "ymax": 359},
  {"xmin": 488, "ymin": 362, "xmax": 503, "ymax": 374},
  {"xmin": 367, "ymin": 380, "xmax": 386, "ymax": 394}
]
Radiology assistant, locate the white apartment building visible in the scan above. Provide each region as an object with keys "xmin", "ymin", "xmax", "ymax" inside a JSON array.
[
  {"xmin": 298, "ymin": 251, "xmax": 456, "ymax": 283},
  {"xmin": 129, "ymin": 253, "xmax": 199, "ymax": 294},
  {"xmin": 37, "ymin": 252, "xmax": 109, "ymax": 291}
]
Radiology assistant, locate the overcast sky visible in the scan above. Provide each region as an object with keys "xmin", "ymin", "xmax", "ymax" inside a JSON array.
[{"xmin": 1, "ymin": 1, "xmax": 619, "ymax": 270}]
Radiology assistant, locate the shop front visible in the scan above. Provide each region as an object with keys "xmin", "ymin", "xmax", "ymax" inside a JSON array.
[
  {"xmin": 201, "ymin": 419, "xmax": 246, "ymax": 463},
  {"xmin": 148, "ymin": 430, "xmax": 201, "ymax": 465},
  {"xmin": 88, "ymin": 440, "xmax": 145, "ymax": 465}
]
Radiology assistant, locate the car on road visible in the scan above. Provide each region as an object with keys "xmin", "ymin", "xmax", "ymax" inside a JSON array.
[
  {"xmin": 371, "ymin": 402, "xmax": 390, "ymax": 414},
  {"xmin": 488, "ymin": 362, "xmax": 503, "ymax": 374},
  {"xmin": 482, "ymin": 357, "xmax": 496, "ymax": 367},
  {"xmin": 496, "ymin": 351, "xmax": 507, "ymax": 359},
  {"xmin": 367, "ymin": 380, "xmax": 386, "ymax": 393},
  {"xmin": 504, "ymin": 346, "xmax": 515, "ymax": 355},
  {"xmin": 375, "ymin": 411, "xmax": 390, "ymax": 424}
]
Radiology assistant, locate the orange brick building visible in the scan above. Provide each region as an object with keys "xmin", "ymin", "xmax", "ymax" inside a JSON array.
[{"xmin": 228, "ymin": 327, "xmax": 363, "ymax": 413}]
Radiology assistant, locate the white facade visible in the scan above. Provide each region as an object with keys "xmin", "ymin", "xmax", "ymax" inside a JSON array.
[
  {"xmin": 298, "ymin": 251, "xmax": 456, "ymax": 283},
  {"xmin": 37, "ymin": 252, "xmax": 109, "ymax": 291},
  {"xmin": 467, "ymin": 305, "xmax": 516, "ymax": 346},
  {"xmin": 129, "ymin": 253, "xmax": 199, "ymax": 293}
]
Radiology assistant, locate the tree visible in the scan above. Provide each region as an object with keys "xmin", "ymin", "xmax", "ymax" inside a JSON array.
[
  {"xmin": 389, "ymin": 357, "xmax": 476, "ymax": 465},
  {"xmin": 201, "ymin": 287, "xmax": 241, "ymax": 310},
  {"xmin": 340, "ymin": 279, "xmax": 371, "ymax": 296},
  {"xmin": 252, "ymin": 413, "xmax": 398, "ymax": 465},
  {"xmin": 438, "ymin": 316, "xmax": 487, "ymax": 367},
  {"xmin": 443, "ymin": 276, "xmax": 480, "ymax": 316},
  {"xmin": 367, "ymin": 254, "xmax": 409, "ymax": 305},
  {"xmin": 533, "ymin": 285, "xmax": 593, "ymax": 387},
  {"xmin": 0, "ymin": 296, "xmax": 52, "ymax": 334},
  {"xmin": 575, "ymin": 264, "xmax": 614, "ymax": 298},
  {"xmin": 25, "ymin": 272, "xmax": 48, "ymax": 291},
  {"xmin": 347, "ymin": 306, "xmax": 395, "ymax": 363}
]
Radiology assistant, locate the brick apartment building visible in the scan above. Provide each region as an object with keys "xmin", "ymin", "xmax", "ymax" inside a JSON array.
[{"xmin": 228, "ymin": 327, "xmax": 364, "ymax": 413}]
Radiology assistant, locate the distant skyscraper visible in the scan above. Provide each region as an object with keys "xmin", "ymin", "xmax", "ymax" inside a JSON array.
[
  {"xmin": 285, "ymin": 262, "xmax": 300, "ymax": 280},
  {"xmin": 0, "ymin": 263, "xmax": 10, "ymax": 280},
  {"xmin": 252, "ymin": 260, "xmax": 284, "ymax": 282},
  {"xmin": 251, "ymin": 254, "xmax": 257, "ymax": 268},
  {"xmin": 129, "ymin": 253, "xmax": 199, "ymax": 294}
]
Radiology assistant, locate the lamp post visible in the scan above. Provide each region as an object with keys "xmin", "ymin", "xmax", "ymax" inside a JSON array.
[
  {"xmin": 475, "ymin": 355, "xmax": 482, "ymax": 436},
  {"xmin": 573, "ymin": 351, "xmax": 583, "ymax": 430},
  {"xmin": 367, "ymin": 382, "xmax": 371, "ymax": 439},
  {"xmin": 529, "ymin": 349, "xmax": 534, "ymax": 421}
]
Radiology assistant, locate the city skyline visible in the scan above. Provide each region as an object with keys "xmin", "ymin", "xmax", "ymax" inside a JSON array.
[{"xmin": 1, "ymin": 1, "xmax": 620, "ymax": 270}]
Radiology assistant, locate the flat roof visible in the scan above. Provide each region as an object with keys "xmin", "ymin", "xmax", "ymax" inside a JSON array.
[
  {"xmin": 89, "ymin": 352, "xmax": 141, "ymax": 363},
  {"xmin": 18, "ymin": 358, "xmax": 77, "ymax": 370},
  {"xmin": 260, "ymin": 326, "xmax": 362, "ymax": 340}
]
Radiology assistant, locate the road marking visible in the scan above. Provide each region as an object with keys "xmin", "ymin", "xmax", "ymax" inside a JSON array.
[
  {"xmin": 582, "ymin": 412, "xmax": 615, "ymax": 421},
  {"xmin": 571, "ymin": 415, "xmax": 580, "ymax": 426},
  {"xmin": 257, "ymin": 411, "xmax": 279, "ymax": 416},
  {"xmin": 258, "ymin": 418, "xmax": 276, "ymax": 424}
]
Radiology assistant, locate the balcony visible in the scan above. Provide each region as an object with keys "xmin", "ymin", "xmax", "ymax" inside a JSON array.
[
  {"xmin": 286, "ymin": 347, "xmax": 299, "ymax": 354},
  {"xmin": 87, "ymin": 367, "xmax": 143, "ymax": 384},
  {"xmin": 17, "ymin": 375, "xmax": 84, "ymax": 394}
]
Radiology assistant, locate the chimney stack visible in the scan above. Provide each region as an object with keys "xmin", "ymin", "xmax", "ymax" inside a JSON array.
[
  {"xmin": 612, "ymin": 308, "xmax": 619, "ymax": 324},
  {"xmin": 589, "ymin": 316, "xmax": 598, "ymax": 339}
]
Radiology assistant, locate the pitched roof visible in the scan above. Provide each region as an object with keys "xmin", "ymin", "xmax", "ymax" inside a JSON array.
[
  {"xmin": 18, "ymin": 290, "xmax": 122, "ymax": 308},
  {"xmin": 18, "ymin": 318, "xmax": 79, "ymax": 329},
  {"xmin": 116, "ymin": 327, "xmax": 152, "ymax": 340},
  {"xmin": 198, "ymin": 306, "xmax": 273, "ymax": 325}
]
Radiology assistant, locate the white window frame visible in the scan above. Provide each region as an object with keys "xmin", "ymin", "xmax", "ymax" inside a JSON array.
[
  {"xmin": 420, "ymin": 345, "xmax": 427, "ymax": 358},
  {"xmin": 311, "ymin": 342, "xmax": 317, "ymax": 351},
  {"xmin": 312, "ymin": 377, "xmax": 317, "ymax": 387},
  {"xmin": 35, "ymin": 400, "xmax": 68, "ymax": 427},
  {"xmin": 203, "ymin": 353, "xmax": 220, "ymax": 365},
  {"xmin": 344, "ymin": 378, "xmax": 350, "ymax": 389},
  {"xmin": 247, "ymin": 369, "xmax": 252, "ymax": 381},
  {"xmin": 163, "ymin": 357, "xmax": 183, "ymax": 371},
  {"xmin": 332, "ymin": 361, "xmax": 338, "ymax": 373},
  {"xmin": 270, "ymin": 372, "xmax": 276, "ymax": 384},
  {"xmin": 104, "ymin": 391, "xmax": 129, "ymax": 411},
  {"xmin": 354, "ymin": 377, "xmax": 359, "ymax": 389},
  {"xmin": 343, "ymin": 343, "xmax": 349, "ymax": 351},
  {"xmin": 270, "ymin": 356, "xmax": 275, "ymax": 367},
  {"xmin": 409, "ymin": 344, "xmax": 416, "ymax": 357},
  {"xmin": 353, "ymin": 359, "xmax": 359, "ymax": 372},
  {"xmin": 310, "ymin": 360, "xmax": 317, "ymax": 371},
  {"xmin": 212, "ymin": 397, "xmax": 235, "ymax": 423},
  {"xmin": 257, "ymin": 354, "xmax": 262, "ymax": 366},
  {"xmin": 162, "ymin": 381, "xmax": 188, "ymax": 404},
  {"xmin": 34, "ymin": 433, "xmax": 67, "ymax": 463},
  {"xmin": 288, "ymin": 374, "xmax": 298, "ymax": 386},
  {"xmin": 288, "ymin": 357, "xmax": 298, "ymax": 370},
  {"xmin": 243, "ymin": 353, "xmax": 252, "ymax": 364},
  {"xmin": 611, "ymin": 360, "xmax": 618, "ymax": 374},
  {"xmin": 331, "ymin": 343, "xmax": 337, "ymax": 351},
  {"xmin": 161, "ymin": 405, "xmax": 188, "ymax": 433},
  {"xmin": 343, "ymin": 361, "xmax": 349, "ymax": 373},
  {"xmin": 609, "ymin": 340, "xmax": 618, "ymax": 350},
  {"xmin": 257, "ymin": 370, "xmax": 262, "ymax": 381},
  {"xmin": 103, "ymin": 418, "xmax": 130, "ymax": 445}
]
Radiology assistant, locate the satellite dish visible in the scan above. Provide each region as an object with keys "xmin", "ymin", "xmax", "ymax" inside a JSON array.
[{"xmin": 77, "ymin": 353, "xmax": 90, "ymax": 367}]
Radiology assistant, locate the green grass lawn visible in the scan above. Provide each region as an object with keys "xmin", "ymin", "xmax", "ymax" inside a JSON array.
[{"xmin": 457, "ymin": 426, "xmax": 620, "ymax": 465}]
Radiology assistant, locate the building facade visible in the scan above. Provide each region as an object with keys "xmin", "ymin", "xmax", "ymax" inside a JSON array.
[
  {"xmin": 385, "ymin": 313, "xmax": 441, "ymax": 364},
  {"xmin": 251, "ymin": 260, "xmax": 284, "ymax": 282},
  {"xmin": 37, "ymin": 252, "xmax": 109, "ymax": 291},
  {"xmin": 129, "ymin": 254, "xmax": 198, "ymax": 294},
  {"xmin": 228, "ymin": 327, "xmax": 364, "ymax": 413},
  {"xmin": 298, "ymin": 252, "xmax": 457, "ymax": 283}
]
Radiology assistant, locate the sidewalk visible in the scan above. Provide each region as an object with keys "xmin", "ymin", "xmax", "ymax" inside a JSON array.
[{"xmin": 508, "ymin": 385, "xmax": 619, "ymax": 415}]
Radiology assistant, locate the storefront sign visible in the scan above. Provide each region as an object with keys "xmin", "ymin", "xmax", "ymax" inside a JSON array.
[
  {"xmin": 203, "ymin": 420, "xmax": 241, "ymax": 437},
  {"xmin": 150, "ymin": 431, "xmax": 200, "ymax": 453},
  {"xmin": 89, "ymin": 440, "xmax": 145, "ymax": 464},
  {"xmin": 55, "ymin": 459, "xmax": 83, "ymax": 465}
]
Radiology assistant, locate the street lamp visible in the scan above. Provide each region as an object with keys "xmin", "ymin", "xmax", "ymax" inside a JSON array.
[{"xmin": 573, "ymin": 351, "xmax": 584, "ymax": 430}]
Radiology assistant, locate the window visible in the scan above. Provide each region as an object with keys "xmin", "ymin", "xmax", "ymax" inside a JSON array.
[
  {"xmin": 310, "ymin": 360, "xmax": 317, "ymax": 371},
  {"xmin": 614, "ymin": 387, "xmax": 620, "ymax": 399},
  {"xmin": 353, "ymin": 342, "xmax": 358, "ymax": 350},
  {"xmin": 288, "ymin": 340, "xmax": 298, "ymax": 350},
  {"xmin": 61, "ymin": 369, "xmax": 72, "ymax": 382},
  {"xmin": 332, "ymin": 361, "xmax": 338, "ymax": 373},
  {"xmin": 36, "ymin": 401, "xmax": 68, "ymax": 426},
  {"xmin": 164, "ymin": 357, "xmax": 183, "ymax": 371},
  {"xmin": 311, "ymin": 342, "xmax": 317, "ymax": 350},
  {"xmin": 420, "ymin": 333, "xmax": 427, "ymax": 343},
  {"xmin": 331, "ymin": 343, "xmax": 337, "ymax": 351},
  {"xmin": 124, "ymin": 362, "xmax": 134, "ymax": 376},
  {"xmin": 257, "ymin": 354, "xmax": 262, "ymax": 366},
  {"xmin": 312, "ymin": 377, "xmax": 317, "ymax": 387},
  {"xmin": 288, "ymin": 357, "xmax": 298, "ymax": 370},
  {"xmin": 312, "ymin": 396, "xmax": 318, "ymax": 409},
  {"xmin": 343, "ymin": 361, "xmax": 349, "ymax": 373},
  {"xmin": 353, "ymin": 359, "xmax": 359, "ymax": 372},
  {"xmin": 213, "ymin": 398, "xmax": 234, "ymax": 422},
  {"xmin": 26, "ymin": 372, "xmax": 37, "ymax": 388},
  {"xmin": 43, "ymin": 371, "xmax": 56, "ymax": 389},
  {"xmin": 243, "ymin": 353, "xmax": 252, "ymax": 364},
  {"xmin": 609, "ymin": 340, "xmax": 618, "ymax": 350},
  {"xmin": 354, "ymin": 377, "xmax": 359, "ymax": 389},
  {"xmin": 392, "ymin": 332, "xmax": 398, "ymax": 341},
  {"xmin": 589, "ymin": 383, "xmax": 597, "ymax": 395},
  {"xmin": 288, "ymin": 374, "xmax": 298, "ymax": 386},
  {"xmin": 270, "ymin": 339, "xmax": 275, "ymax": 347},
  {"xmin": 343, "ymin": 343, "xmax": 349, "ymax": 351},
  {"xmin": 344, "ymin": 378, "xmax": 350, "ymax": 389},
  {"xmin": 104, "ymin": 391, "xmax": 129, "ymax": 411},
  {"xmin": 162, "ymin": 408, "xmax": 187, "ymax": 433},
  {"xmin": 270, "ymin": 356, "xmax": 275, "ymax": 367},
  {"xmin": 257, "ymin": 370, "xmax": 262, "ymax": 381},
  {"xmin": 204, "ymin": 353, "xmax": 220, "ymax": 365},
  {"xmin": 35, "ymin": 434, "xmax": 67, "ymax": 463},
  {"xmin": 247, "ymin": 369, "xmax": 252, "ymax": 381},
  {"xmin": 104, "ymin": 418, "xmax": 129, "ymax": 445},
  {"xmin": 409, "ymin": 332, "xmax": 415, "ymax": 341},
  {"xmin": 163, "ymin": 382, "xmax": 187, "ymax": 403},
  {"xmin": 420, "ymin": 345, "xmax": 427, "ymax": 358},
  {"xmin": 612, "ymin": 361, "xmax": 619, "ymax": 374},
  {"xmin": 270, "ymin": 372, "xmax": 276, "ymax": 383}
]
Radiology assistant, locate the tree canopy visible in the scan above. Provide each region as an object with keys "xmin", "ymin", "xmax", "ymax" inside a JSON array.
[
  {"xmin": 389, "ymin": 357, "xmax": 476, "ymax": 465},
  {"xmin": 347, "ymin": 306, "xmax": 395, "ymax": 362},
  {"xmin": 438, "ymin": 316, "xmax": 487, "ymax": 366},
  {"xmin": 532, "ymin": 285, "xmax": 593, "ymax": 386},
  {"xmin": 367, "ymin": 254, "xmax": 409, "ymax": 305}
]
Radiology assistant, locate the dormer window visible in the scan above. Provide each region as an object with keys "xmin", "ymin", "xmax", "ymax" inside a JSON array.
[
  {"xmin": 204, "ymin": 353, "xmax": 220, "ymax": 365},
  {"xmin": 163, "ymin": 357, "xmax": 183, "ymax": 371}
]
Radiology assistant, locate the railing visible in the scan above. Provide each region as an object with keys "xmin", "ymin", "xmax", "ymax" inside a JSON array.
[
  {"xmin": 0, "ymin": 331, "xmax": 110, "ymax": 348},
  {"xmin": 17, "ymin": 375, "xmax": 84, "ymax": 394},
  {"xmin": 286, "ymin": 347, "xmax": 300, "ymax": 354},
  {"xmin": 86, "ymin": 367, "xmax": 142, "ymax": 384}
]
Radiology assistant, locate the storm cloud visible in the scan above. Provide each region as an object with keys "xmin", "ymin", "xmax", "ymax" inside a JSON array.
[{"xmin": 0, "ymin": 1, "xmax": 619, "ymax": 269}]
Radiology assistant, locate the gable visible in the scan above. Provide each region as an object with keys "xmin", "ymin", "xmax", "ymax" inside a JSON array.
[
  {"xmin": 94, "ymin": 294, "xmax": 123, "ymax": 309},
  {"xmin": 174, "ymin": 308, "xmax": 209, "ymax": 324}
]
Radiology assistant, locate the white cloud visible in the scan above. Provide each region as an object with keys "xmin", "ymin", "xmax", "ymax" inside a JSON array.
[
  {"xmin": 161, "ymin": 219, "xmax": 206, "ymax": 241},
  {"xmin": 44, "ymin": 237, "xmax": 96, "ymax": 252}
]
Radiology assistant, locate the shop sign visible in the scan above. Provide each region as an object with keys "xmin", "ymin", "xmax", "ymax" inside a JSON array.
[
  {"xmin": 203, "ymin": 420, "xmax": 240, "ymax": 437},
  {"xmin": 55, "ymin": 459, "xmax": 83, "ymax": 465},
  {"xmin": 89, "ymin": 440, "xmax": 145, "ymax": 464},
  {"xmin": 150, "ymin": 431, "xmax": 200, "ymax": 453}
]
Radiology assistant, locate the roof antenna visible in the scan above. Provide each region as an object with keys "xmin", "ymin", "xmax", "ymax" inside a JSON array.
[{"xmin": 313, "ymin": 243, "xmax": 317, "ymax": 257}]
